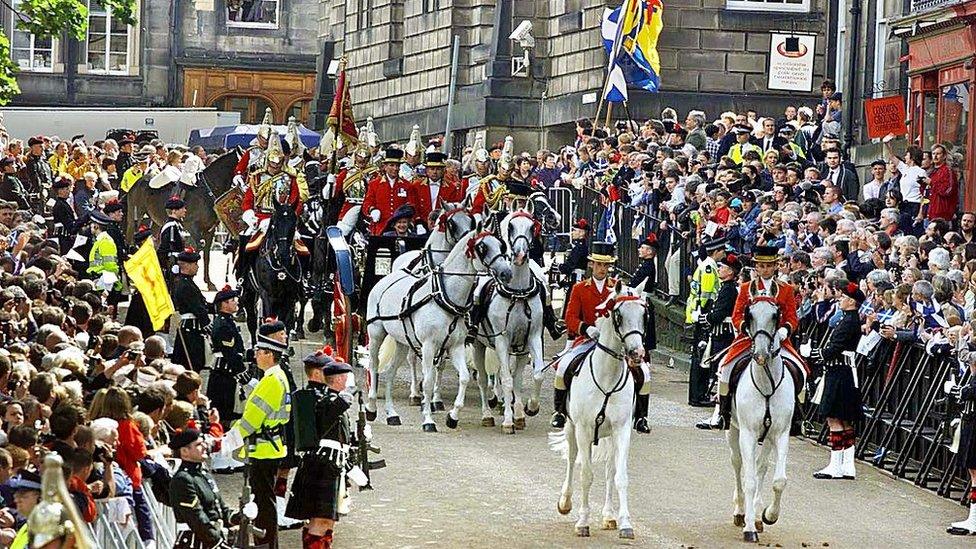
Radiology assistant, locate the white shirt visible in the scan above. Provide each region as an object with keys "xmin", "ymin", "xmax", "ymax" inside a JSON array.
[
  {"xmin": 758, "ymin": 278, "xmax": 775, "ymax": 296},
  {"xmin": 897, "ymin": 160, "xmax": 926, "ymax": 203},
  {"xmin": 428, "ymin": 179, "xmax": 441, "ymax": 205},
  {"xmin": 594, "ymin": 278, "xmax": 606, "ymax": 294},
  {"xmin": 862, "ymin": 180, "xmax": 881, "ymax": 201}
]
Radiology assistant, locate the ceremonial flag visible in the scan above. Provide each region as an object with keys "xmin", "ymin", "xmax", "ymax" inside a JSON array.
[
  {"xmin": 601, "ymin": 0, "xmax": 665, "ymax": 102},
  {"xmin": 124, "ymin": 239, "xmax": 174, "ymax": 331},
  {"xmin": 327, "ymin": 60, "xmax": 359, "ymax": 147}
]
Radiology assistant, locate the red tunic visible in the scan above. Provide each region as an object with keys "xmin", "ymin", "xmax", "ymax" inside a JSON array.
[
  {"xmin": 240, "ymin": 172, "xmax": 304, "ymax": 221},
  {"xmin": 564, "ymin": 277, "xmax": 616, "ymax": 338},
  {"xmin": 409, "ymin": 177, "xmax": 466, "ymax": 225},
  {"xmin": 731, "ymin": 278, "xmax": 798, "ymax": 335},
  {"xmin": 362, "ymin": 174, "xmax": 412, "ymax": 235}
]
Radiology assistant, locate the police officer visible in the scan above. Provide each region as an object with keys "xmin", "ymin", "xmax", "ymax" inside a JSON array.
[
  {"xmin": 87, "ymin": 211, "xmax": 122, "ymax": 304},
  {"xmin": 810, "ymin": 281, "xmax": 863, "ymax": 481},
  {"xmin": 172, "ymin": 247, "xmax": 209, "ymax": 372},
  {"xmin": 696, "ymin": 253, "xmax": 741, "ymax": 430},
  {"xmin": 208, "ymin": 285, "xmax": 245, "ymax": 428},
  {"xmin": 51, "ymin": 176, "xmax": 76, "ymax": 255},
  {"xmin": 286, "ymin": 349, "xmax": 354, "ymax": 549},
  {"xmin": 169, "ymin": 429, "xmax": 254, "ymax": 549},
  {"xmin": 686, "ymin": 235, "xmax": 727, "ymax": 406},
  {"xmin": 220, "ymin": 319, "xmax": 292, "ymax": 549},
  {"xmin": 159, "ymin": 196, "xmax": 188, "ymax": 285}
]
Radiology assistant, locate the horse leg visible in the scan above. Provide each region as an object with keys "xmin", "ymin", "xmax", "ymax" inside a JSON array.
[
  {"xmin": 738, "ymin": 428, "xmax": 760, "ymax": 542},
  {"xmin": 557, "ymin": 420, "xmax": 576, "ymax": 516},
  {"xmin": 752, "ymin": 439, "xmax": 773, "ymax": 533},
  {"xmin": 432, "ymin": 360, "xmax": 445, "ymax": 412},
  {"xmin": 613, "ymin": 422, "xmax": 634, "ymax": 539},
  {"xmin": 472, "ymin": 343, "xmax": 494, "ymax": 427},
  {"xmin": 408, "ymin": 352, "xmax": 422, "ymax": 406},
  {"xmin": 384, "ymin": 344, "xmax": 408, "ymax": 426},
  {"xmin": 601, "ymin": 452, "xmax": 617, "ymax": 531},
  {"xmin": 294, "ymin": 296, "xmax": 307, "ymax": 340},
  {"xmin": 512, "ymin": 355, "xmax": 527, "ymax": 430},
  {"xmin": 763, "ymin": 429, "xmax": 790, "ymax": 526},
  {"xmin": 525, "ymin": 334, "xmax": 545, "ymax": 416},
  {"xmin": 365, "ymin": 325, "xmax": 383, "ymax": 421},
  {"xmin": 728, "ymin": 425, "xmax": 746, "ymax": 527},
  {"xmin": 574, "ymin": 424, "xmax": 593, "ymax": 537},
  {"xmin": 202, "ymin": 232, "xmax": 216, "ymax": 291},
  {"xmin": 446, "ymin": 344, "xmax": 469, "ymax": 429},
  {"xmin": 496, "ymin": 340, "xmax": 516, "ymax": 434},
  {"xmin": 420, "ymin": 340, "xmax": 437, "ymax": 432}
]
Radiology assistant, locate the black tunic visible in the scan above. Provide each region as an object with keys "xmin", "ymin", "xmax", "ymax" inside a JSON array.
[
  {"xmin": 956, "ymin": 375, "xmax": 976, "ymax": 470},
  {"xmin": 705, "ymin": 279, "xmax": 738, "ymax": 362},
  {"xmin": 172, "ymin": 273, "xmax": 210, "ymax": 371},
  {"xmin": 158, "ymin": 216, "xmax": 185, "ymax": 284},
  {"xmin": 169, "ymin": 461, "xmax": 234, "ymax": 548},
  {"xmin": 816, "ymin": 309, "xmax": 863, "ymax": 423},
  {"xmin": 207, "ymin": 312, "xmax": 245, "ymax": 423},
  {"xmin": 629, "ymin": 258, "xmax": 658, "ymax": 351},
  {"xmin": 51, "ymin": 196, "xmax": 77, "ymax": 254},
  {"xmin": 286, "ymin": 381, "xmax": 351, "ymax": 521},
  {"xmin": 559, "ymin": 237, "xmax": 589, "ymax": 304}
]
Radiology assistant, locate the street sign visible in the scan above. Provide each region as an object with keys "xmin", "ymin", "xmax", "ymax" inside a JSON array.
[
  {"xmin": 767, "ymin": 33, "xmax": 816, "ymax": 92},
  {"xmin": 864, "ymin": 96, "xmax": 907, "ymax": 139}
]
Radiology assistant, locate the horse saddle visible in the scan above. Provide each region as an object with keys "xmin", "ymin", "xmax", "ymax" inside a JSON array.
[
  {"xmin": 244, "ymin": 229, "xmax": 310, "ymax": 256},
  {"xmin": 549, "ymin": 339, "xmax": 596, "ymax": 391},
  {"xmin": 727, "ymin": 352, "xmax": 807, "ymax": 400}
]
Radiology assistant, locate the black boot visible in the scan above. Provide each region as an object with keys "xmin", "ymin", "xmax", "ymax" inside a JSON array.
[
  {"xmin": 551, "ymin": 388, "xmax": 566, "ymax": 428},
  {"xmin": 633, "ymin": 393, "xmax": 650, "ymax": 434},
  {"xmin": 718, "ymin": 394, "xmax": 731, "ymax": 430},
  {"xmin": 543, "ymin": 301, "xmax": 565, "ymax": 340}
]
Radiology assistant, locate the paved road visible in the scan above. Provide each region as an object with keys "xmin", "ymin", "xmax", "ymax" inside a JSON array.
[{"xmin": 212, "ymin": 340, "xmax": 969, "ymax": 548}]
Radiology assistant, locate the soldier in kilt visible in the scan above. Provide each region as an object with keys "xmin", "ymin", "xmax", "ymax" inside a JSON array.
[
  {"xmin": 810, "ymin": 281, "xmax": 864, "ymax": 481},
  {"xmin": 286, "ymin": 348, "xmax": 354, "ymax": 549}
]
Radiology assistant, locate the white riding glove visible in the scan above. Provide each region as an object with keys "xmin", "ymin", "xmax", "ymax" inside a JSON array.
[
  {"xmin": 799, "ymin": 341, "xmax": 812, "ymax": 358},
  {"xmin": 416, "ymin": 224, "xmax": 427, "ymax": 235},
  {"xmin": 233, "ymin": 174, "xmax": 245, "ymax": 189},
  {"xmin": 585, "ymin": 325, "xmax": 599, "ymax": 339},
  {"xmin": 775, "ymin": 327, "xmax": 789, "ymax": 342},
  {"xmin": 242, "ymin": 494, "xmax": 258, "ymax": 520},
  {"xmin": 241, "ymin": 209, "xmax": 258, "ymax": 230},
  {"xmin": 322, "ymin": 174, "xmax": 337, "ymax": 199},
  {"xmin": 370, "ymin": 209, "xmax": 381, "ymax": 223}
]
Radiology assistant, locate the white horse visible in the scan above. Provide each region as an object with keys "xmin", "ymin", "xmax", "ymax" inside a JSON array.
[
  {"xmin": 728, "ymin": 298, "xmax": 794, "ymax": 543},
  {"xmin": 471, "ymin": 208, "xmax": 546, "ymax": 433},
  {"xmin": 554, "ymin": 283, "xmax": 646, "ymax": 539},
  {"xmin": 365, "ymin": 228, "xmax": 512, "ymax": 431}
]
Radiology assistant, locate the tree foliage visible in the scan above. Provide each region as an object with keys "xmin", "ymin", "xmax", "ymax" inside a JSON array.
[{"xmin": 0, "ymin": 0, "xmax": 137, "ymax": 104}]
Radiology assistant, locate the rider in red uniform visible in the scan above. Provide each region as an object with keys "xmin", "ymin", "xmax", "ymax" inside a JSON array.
[
  {"xmin": 409, "ymin": 151, "xmax": 465, "ymax": 229},
  {"xmin": 362, "ymin": 148, "xmax": 413, "ymax": 236}
]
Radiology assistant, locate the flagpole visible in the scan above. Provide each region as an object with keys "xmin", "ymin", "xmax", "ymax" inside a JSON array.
[
  {"xmin": 605, "ymin": 102, "xmax": 613, "ymax": 129},
  {"xmin": 330, "ymin": 56, "xmax": 348, "ymax": 177},
  {"xmin": 593, "ymin": 0, "xmax": 633, "ymax": 129}
]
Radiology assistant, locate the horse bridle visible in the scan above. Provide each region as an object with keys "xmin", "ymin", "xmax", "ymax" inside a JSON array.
[
  {"xmin": 588, "ymin": 294, "xmax": 645, "ymax": 444},
  {"xmin": 505, "ymin": 211, "xmax": 539, "ymax": 255},
  {"xmin": 595, "ymin": 295, "xmax": 646, "ymax": 361},
  {"xmin": 745, "ymin": 297, "xmax": 786, "ymax": 444}
]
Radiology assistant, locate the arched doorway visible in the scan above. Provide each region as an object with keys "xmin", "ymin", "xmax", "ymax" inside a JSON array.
[{"xmin": 212, "ymin": 95, "xmax": 276, "ymax": 124}]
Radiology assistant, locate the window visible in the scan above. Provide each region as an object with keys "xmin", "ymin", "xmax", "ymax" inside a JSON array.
[
  {"xmin": 288, "ymin": 100, "xmax": 311, "ymax": 124},
  {"xmin": 871, "ymin": 0, "xmax": 887, "ymax": 98},
  {"xmin": 352, "ymin": 0, "xmax": 371, "ymax": 29},
  {"xmin": 834, "ymin": 0, "xmax": 847, "ymax": 93},
  {"xmin": 422, "ymin": 0, "xmax": 440, "ymax": 13},
  {"xmin": 227, "ymin": 0, "xmax": 280, "ymax": 28},
  {"xmin": 215, "ymin": 95, "xmax": 275, "ymax": 124},
  {"xmin": 8, "ymin": 0, "xmax": 53, "ymax": 71},
  {"xmin": 725, "ymin": 0, "xmax": 811, "ymax": 13},
  {"xmin": 87, "ymin": 0, "xmax": 132, "ymax": 74}
]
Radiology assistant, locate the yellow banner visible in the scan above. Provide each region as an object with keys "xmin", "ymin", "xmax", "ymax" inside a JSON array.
[{"xmin": 124, "ymin": 239, "xmax": 175, "ymax": 331}]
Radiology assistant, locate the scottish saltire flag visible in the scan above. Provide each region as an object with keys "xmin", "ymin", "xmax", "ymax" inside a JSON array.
[{"xmin": 601, "ymin": 0, "xmax": 665, "ymax": 102}]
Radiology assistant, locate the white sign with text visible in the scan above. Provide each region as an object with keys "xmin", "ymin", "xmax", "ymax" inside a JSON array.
[{"xmin": 767, "ymin": 33, "xmax": 816, "ymax": 92}]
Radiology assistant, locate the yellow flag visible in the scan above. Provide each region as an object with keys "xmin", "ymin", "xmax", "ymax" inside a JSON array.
[{"xmin": 124, "ymin": 239, "xmax": 175, "ymax": 331}]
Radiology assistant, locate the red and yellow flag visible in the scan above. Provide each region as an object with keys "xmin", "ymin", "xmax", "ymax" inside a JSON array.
[
  {"xmin": 124, "ymin": 239, "xmax": 174, "ymax": 331},
  {"xmin": 327, "ymin": 60, "xmax": 359, "ymax": 146}
]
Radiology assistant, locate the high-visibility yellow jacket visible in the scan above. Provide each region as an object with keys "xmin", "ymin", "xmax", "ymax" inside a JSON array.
[
  {"xmin": 685, "ymin": 256, "xmax": 719, "ymax": 324},
  {"xmin": 232, "ymin": 364, "xmax": 291, "ymax": 460},
  {"xmin": 120, "ymin": 165, "xmax": 144, "ymax": 192},
  {"xmin": 9, "ymin": 524, "xmax": 26, "ymax": 549},
  {"xmin": 88, "ymin": 231, "xmax": 121, "ymax": 290},
  {"xmin": 729, "ymin": 142, "xmax": 761, "ymax": 165}
]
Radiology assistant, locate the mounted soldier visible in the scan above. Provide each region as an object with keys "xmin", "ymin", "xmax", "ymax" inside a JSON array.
[
  {"xmin": 463, "ymin": 134, "xmax": 493, "ymax": 197},
  {"xmin": 335, "ymin": 143, "xmax": 377, "ymax": 219},
  {"xmin": 472, "ymin": 136, "xmax": 515, "ymax": 223},
  {"xmin": 234, "ymin": 107, "xmax": 275, "ymax": 190},
  {"xmin": 362, "ymin": 148, "xmax": 412, "ymax": 236},
  {"xmin": 284, "ymin": 115, "xmax": 307, "ymax": 173},
  {"xmin": 400, "ymin": 125, "xmax": 424, "ymax": 182}
]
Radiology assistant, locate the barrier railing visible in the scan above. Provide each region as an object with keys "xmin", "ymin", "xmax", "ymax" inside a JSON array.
[
  {"xmin": 796, "ymin": 320, "xmax": 971, "ymax": 502},
  {"xmin": 88, "ymin": 474, "xmax": 177, "ymax": 549},
  {"xmin": 546, "ymin": 187, "xmax": 575, "ymax": 237}
]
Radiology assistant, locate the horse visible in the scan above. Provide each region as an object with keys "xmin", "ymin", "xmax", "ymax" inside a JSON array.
[
  {"xmin": 728, "ymin": 298, "xmax": 795, "ymax": 543},
  {"xmin": 553, "ymin": 282, "xmax": 646, "ymax": 540},
  {"xmin": 365, "ymin": 227, "xmax": 512, "ymax": 432},
  {"xmin": 250, "ymin": 189, "xmax": 304, "ymax": 336},
  {"xmin": 471, "ymin": 207, "xmax": 546, "ymax": 434},
  {"xmin": 529, "ymin": 189, "xmax": 562, "ymax": 234},
  {"xmin": 125, "ymin": 147, "xmax": 242, "ymax": 291}
]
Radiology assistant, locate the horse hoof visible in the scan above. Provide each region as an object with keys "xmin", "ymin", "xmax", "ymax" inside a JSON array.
[
  {"xmin": 513, "ymin": 418, "xmax": 526, "ymax": 430},
  {"xmin": 524, "ymin": 404, "xmax": 539, "ymax": 417},
  {"xmin": 446, "ymin": 415, "xmax": 458, "ymax": 429},
  {"xmin": 754, "ymin": 521, "xmax": 764, "ymax": 533},
  {"xmin": 733, "ymin": 514, "xmax": 745, "ymax": 527},
  {"xmin": 501, "ymin": 425, "xmax": 515, "ymax": 435},
  {"xmin": 762, "ymin": 509, "xmax": 777, "ymax": 526},
  {"xmin": 365, "ymin": 410, "xmax": 377, "ymax": 422},
  {"xmin": 619, "ymin": 528, "xmax": 635, "ymax": 539},
  {"xmin": 743, "ymin": 531, "xmax": 759, "ymax": 543},
  {"xmin": 602, "ymin": 519, "xmax": 617, "ymax": 530},
  {"xmin": 410, "ymin": 396, "xmax": 422, "ymax": 406},
  {"xmin": 487, "ymin": 396, "xmax": 498, "ymax": 409},
  {"xmin": 557, "ymin": 499, "xmax": 572, "ymax": 515},
  {"xmin": 481, "ymin": 417, "xmax": 495, "ymax": 427},
  {"xmin": 422, "ymin": 423, "xmax": 437, "ymax": 433},
  {"xmin": 433, "ymin": 401, "xmax": 446, "ymax": 412},
  {"xmin": 386, "ymin": 416, "xmax": 401, "ymax": 426},
  {"xmin": 575, "ymin": 526, "xmax": 590, "ymax": 538}
]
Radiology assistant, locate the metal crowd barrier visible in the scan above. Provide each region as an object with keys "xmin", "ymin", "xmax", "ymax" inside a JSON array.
[
  {"xmin": 88, "ymin": 477, "xmax": 177, "ymax": 549},
  {"xmin": 545, "ymin": 186, "xmax": 575, "ymax": 237},
  {"xmin": 796, "ymin": 320, "xmax": 971, "ymax": 502}
]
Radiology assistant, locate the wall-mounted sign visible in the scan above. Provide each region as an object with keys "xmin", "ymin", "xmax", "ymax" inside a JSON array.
[{"xmin": 767, "ymin": 33, "xmax": 816, "ymax": 93}]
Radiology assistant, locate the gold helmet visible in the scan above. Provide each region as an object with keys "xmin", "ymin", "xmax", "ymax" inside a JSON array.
[
  {"xmin": 497, "ymin": 136, "xmax": 515, "ymax": 173},
  {"xmin": 257, "ymin": 107, "xmax": 274, "ymax": 140},
  {"xmin": 265, "ymin": 129, "xmax": 285, "ymax": 166},
  {"xmin": 404, "ymin": 124, "xmax": 422, "ymax": 157},
  {"xmin": 28, "ymin": 454, "xmax": 95, "ymax": 549},
  {"xmin": 285, "ymin": 116, "xmax": 304, "ymax": 157}
]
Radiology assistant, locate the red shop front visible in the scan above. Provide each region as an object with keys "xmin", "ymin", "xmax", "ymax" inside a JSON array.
[{"xmin": 895, "ymin": 2, "xmax": 976, "ymax": 209}]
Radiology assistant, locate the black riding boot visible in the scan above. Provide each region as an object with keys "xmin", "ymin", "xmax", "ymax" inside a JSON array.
[
  {"xmin": 543, "ymin": 301, "xmax": 565, "ymax": 340},
  {"xmin": 719, "ymin": 394, "xmax": 731, "ymax": 430},
  {"xmin": 633, "ymin": 394, "xmax": 651, "ymax": 434},
  {"xmin": 551, "ymin": 389, "xmax": 567, "ymax": 428}
]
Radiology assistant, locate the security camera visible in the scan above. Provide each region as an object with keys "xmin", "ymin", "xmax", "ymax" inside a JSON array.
[{"xmin": 509, "ymin": 20, "xmax": 535, "ymax": 48}]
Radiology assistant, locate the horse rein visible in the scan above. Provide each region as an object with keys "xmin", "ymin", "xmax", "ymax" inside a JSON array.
[
  {"xmin": 747, "ymin": 326, "xmax": 787, "ymax": 445},
  {"xmin": 587, "ymin": 295, "xmax": 645, "ymax": 444}
]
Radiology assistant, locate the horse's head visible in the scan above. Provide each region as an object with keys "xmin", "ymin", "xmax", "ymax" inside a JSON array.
[
  {"xmin": 466, "ymin": 229, "xmax": 512, "ymax": 284},
  {"xmin": 747, "ymin": 298, "xmax": 781, "ymax": 366},
  {"xmin": 597, "ymin": 282, "xmax": 647, "ymax": 362},
  {"xmin": 500, "ymin": 208, "xmax": 539, "ymax": 267},
  {"xmin": 200, "ymin": 146, "xmax": 245, "ymax": 195},
  {"xmin": 530, "ymin": 191, "xmax": 562, "ymax": 233},
  {"xmin": 267, "ymin": 194, "xmax": 298, "ymax": 267},
  {"xmin": 436, "ymin": 202, "xmax": 476, "ymax": 245}
]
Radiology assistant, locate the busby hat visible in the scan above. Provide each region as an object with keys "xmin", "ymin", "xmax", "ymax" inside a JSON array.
[
  {"xmin": 103, "ymin": 199, "xmax": 123, "ymax": 214},
  {"xmin": 721, "ymin": 253, "xmax": 742, "ymax": 273},
  {"xmin": 90, "ymin": 211, "xmax": 112, "ymax": 227},
  {"xmin": 177, "ymin": 246, "xmax": 201, "ymax": 263},
  {"xmin": 425, "ymin": 151, "xmax": 448, "ymax": 168},
  {"xmin": 212, "ymin": 284, "xmax": 240, "ymax": 306},
  {"xmin": 167, "ymin": 428, "xmax": 201, "ymax": 453},
  {"xmin": 703, "ymin": 235, "xmax": 727, "ymax": 252},
  {"xmin": 572, "ymin": 218, "xmax": 590, "ymax": 232},
  {"xmin": 840, "ymin": 281, "xmax": 866, "ymax": 304},
  {"xmin": 752, "ymin": 245, "xmax": 781, "ymax": 263},
  {"xmin": 133, "ymin": 224, "xmax": 153, "ymax": 243},
  {"xmin": 383, "ymin": 148, "xmax": 404, "ymax": 164},
  {"xmin": 588, "ymin": 241, "xmax": 616, "ymax": 263},
  {"xmin": 165, "ymin": 196, "xmax": 185, "ymax": 210}
]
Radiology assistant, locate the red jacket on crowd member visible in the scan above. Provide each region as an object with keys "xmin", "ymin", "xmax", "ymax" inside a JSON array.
[
  {"xmin": 116, "ymin": 417, "xmax": 147, "ymax": 490},
  {"xmin": 926, "ymin": 163, "xmax": 958, "ymax": 221},
  {"xmin": 68, "ymin": 475, "xmax": 97, "ymax": 522},
  {"xmin": 564, "ymin": 277, "xmax": 616, "ymax": 338}
]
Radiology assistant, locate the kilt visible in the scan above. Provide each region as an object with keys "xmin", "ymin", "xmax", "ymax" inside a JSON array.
[
  {"xmin": 206, "ymin": 369, "xmax": 239, "ymax": 423},
  {"xmin": 284, "ymin": 458, "xmax": 342, "ymax": 520},
  {"xmin": 957, "ymin": 414, "xmax": 976, "ymax": 471},
  {"xmin": 818, "ymin": 364, "xmax": 863, "ymax": 423}
]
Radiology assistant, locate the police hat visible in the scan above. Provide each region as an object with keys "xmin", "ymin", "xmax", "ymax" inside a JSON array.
[
  {"xmin": 177, "ymin": 246, "xmax": 201, "ymax": 263},
  {"xmin": 212, "ymin": 284, "xmax": 240, "ymax": 306},
  {"xmin": 90, "ymin": 211, "xmax": 113, "ymax": 227},
  {"xmin": 167, "ymin": 428, "xmax": 201, "ymax": 453},
  {"xmin": 703, "ymin": 235, "xmax": 727, "ymax": 252},
  {"xmin": 165, "ymin": 196, "xmax": 185, "ymax": 210},
  {"xmin": 425, "ymin": 151, "xmax": 448, "ymax": 168},
  {"xmin": 103, "ymin": 199, "xmax": 123, "ymax": 214},
  {"xmin": 777, "ymin": 125, "xmax": 796, "ymax": 136},
  {"xmin": 256, "ymin": 318, "xmax": 289, "ymax": 353},
  {"xmin": 9, "ymin": 469, "xmax": 41, "ymax": 491},
  {"xmin": 732, "ymin": 124, "xmax": 753, "ymax": 135}
]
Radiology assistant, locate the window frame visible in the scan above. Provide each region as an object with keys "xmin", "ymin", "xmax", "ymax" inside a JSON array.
[
  {"xmin": 86, "ymin": 0, "xmax": 134, "ymax": 75},
  {"xmin": 356, "ymin": 0, "xmax": 371, "ymax": 30},
  {"xmin": 725, "ymin": 0, "xmax": 812, "ymax": 13},
  {"xmin": 226, "ymin": 0, "xmax": 282, "ymax": 30},
  {"xmin": 7, "ymin": 0, "xmax": 55, "ymax": 73},
  {"xmin": 422, "ymin": 0, "xmax": 441, "ymax": 14},
  {"xmin": 871, "ymin": 0, "xmax": 887, "ymax": 98}
]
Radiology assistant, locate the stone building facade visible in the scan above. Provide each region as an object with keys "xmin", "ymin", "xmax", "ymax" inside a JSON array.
[{"xmin": 317, "ymin": 0, "xmax": 834, "ymax": 151}]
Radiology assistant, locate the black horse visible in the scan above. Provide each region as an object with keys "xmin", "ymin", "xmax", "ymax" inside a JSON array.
[{"xmin": 248, "ymin": 193, "xmax": 304, "ymax": 340}]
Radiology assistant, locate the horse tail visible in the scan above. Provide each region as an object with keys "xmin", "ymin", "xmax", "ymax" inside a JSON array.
[{"xmin": 377, "ymin": 336, "xmax": 397, "ymax": 373}]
